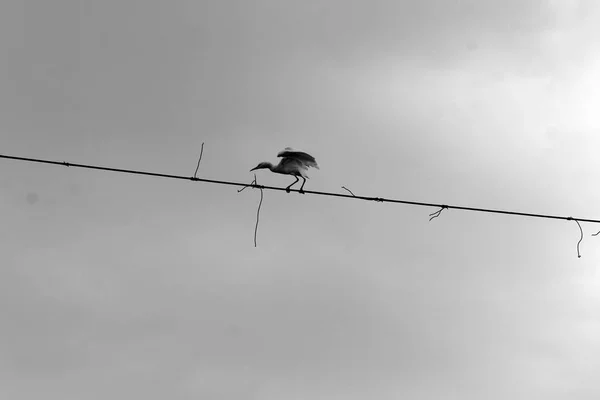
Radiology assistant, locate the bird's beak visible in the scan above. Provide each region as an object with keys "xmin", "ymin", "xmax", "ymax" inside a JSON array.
[{"xmin": 250, "ymin": 166, "xmax": 258, "ymax": 172}]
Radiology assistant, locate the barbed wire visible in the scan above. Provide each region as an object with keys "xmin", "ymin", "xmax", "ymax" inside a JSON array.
[
  {"xmin": 4, "ymin": 153, "xmax": 600, "ymax": 256},
  {"xmin": 2, "ymin": 153, "xmax": 600, "ymax": 225}
]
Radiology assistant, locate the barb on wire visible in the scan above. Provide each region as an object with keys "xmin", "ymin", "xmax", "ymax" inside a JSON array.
[
  {"xmin": 193, "ymin": 142, "xmax": 204, "ymax": 179},
  {"xmin": 237, "ymin": 174, "xmax": 264, "ymax": 247},
  {"xmin": 568, "ymin": 217, "xmax": 583, "ymax": 258},
  {"xmin": 429, "ymin": 205, "xmax": 448, "ymax": 221},
  {"xmin": 237, "ymin": 176, "xmax": 257, "ymax": 193},
  {"xmin": 341, "ymin": 186, "xmax": 356, "ymax": 197}
]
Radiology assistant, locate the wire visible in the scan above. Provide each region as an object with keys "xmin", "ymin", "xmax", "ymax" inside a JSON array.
[
  {"xmin": 429, "ymin": 205, "xmax": 448, "ymax": 221},
  {"xmin": 193, "ymin": 142, "xmax": 204, "ymax": 178},
  {"xmin": 569, "ymin": 218, "xmax": 584, "ymax": 258},
  {"xmin": 341, "ymin": 186, "xmax": 356, "ymax": 196},
  {"xmin": 237, "ymin": 174, "xmax": 263, "ymax": 247},
  {"xmin": 2, "ymin": 153, "xmax": 600, "ymax": 225},
  {"xmin": 254, "ymin": 179, "xmax": 263, "ymax": 248}
]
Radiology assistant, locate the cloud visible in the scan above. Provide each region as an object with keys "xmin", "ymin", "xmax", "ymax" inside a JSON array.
[{"xmin": 2, "ymin": 1, "xmax": 600, "ymax": 399}]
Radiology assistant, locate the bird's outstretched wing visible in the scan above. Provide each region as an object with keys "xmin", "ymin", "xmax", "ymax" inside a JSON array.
[{"xmin": 277, "ymin": 147, "xmax": 319, "ymax": 169}]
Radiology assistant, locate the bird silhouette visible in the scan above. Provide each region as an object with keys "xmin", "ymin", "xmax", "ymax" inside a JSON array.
[{"xmin": 250, "ymin": 148, "xmax": 319, "ymax": 193}]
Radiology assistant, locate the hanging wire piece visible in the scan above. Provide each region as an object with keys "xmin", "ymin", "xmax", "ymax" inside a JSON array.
[
  {"xmin": 253, "ymin": 176, "xmax": 264, "ymax": 248},
  {"xmin": 592, "ymin": 230, "xmax": 600, "ymax": 237},
  {"xmin": 429, "ymin": 205, "xmax": 448, "ymax": 221},
  {"xmin": 341, "ymin": 186, "xmax": 356, "ymax": 197},
  {"xmin": 192, "ymin": 142, "xmax": 204, "ymax": 180},
  {"xmin": 237, "ymin": 174, "xmax": 264, "ymax": 247},
  {"xmin": 568, "ymin": 217, "xmax": 584, "ymax": 258}
]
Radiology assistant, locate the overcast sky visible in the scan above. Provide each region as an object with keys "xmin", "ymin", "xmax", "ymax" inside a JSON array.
[{"xmin": 1, "ymin": 1, "xmax": 600, "ymax": 399}]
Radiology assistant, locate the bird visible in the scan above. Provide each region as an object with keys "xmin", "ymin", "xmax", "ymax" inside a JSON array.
[{"xmin": 250, "ymin": 148, "xmax": 319, "ymax": 193}]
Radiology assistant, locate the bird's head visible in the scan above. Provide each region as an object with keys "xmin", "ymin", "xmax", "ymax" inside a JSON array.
[{"xmin": 250, "ymin": 161, "xmax": 272, "ymax": 172}]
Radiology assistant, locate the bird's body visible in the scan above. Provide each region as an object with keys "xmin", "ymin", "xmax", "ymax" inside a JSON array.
[{"xmin": 251, "ymin": 148, "xmax": 319, "ymax": 193}]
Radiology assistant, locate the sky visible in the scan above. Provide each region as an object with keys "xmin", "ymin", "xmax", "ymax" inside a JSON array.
[{"xmin": 1, "ymin": 0, "xmax": 600, "ymax": 399}]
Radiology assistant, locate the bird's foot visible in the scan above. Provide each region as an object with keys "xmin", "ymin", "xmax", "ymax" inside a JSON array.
[
  {"xmin": 299, "ymin": 189, "xmax": 305, "ymax": 194},
  {"xmin": 286, "ymin": 188, "xmax": 291, "ymax": 193}
]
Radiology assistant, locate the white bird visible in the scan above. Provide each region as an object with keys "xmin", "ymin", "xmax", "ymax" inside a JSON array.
[{"xmin": 250, "ymin": 147, "xmax": 319, "ymax": 193}]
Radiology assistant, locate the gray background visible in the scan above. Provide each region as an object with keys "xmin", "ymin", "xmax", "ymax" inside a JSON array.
[{"xmin": 1, "ymin": 1, "xmax": 600, "ymax": 399}]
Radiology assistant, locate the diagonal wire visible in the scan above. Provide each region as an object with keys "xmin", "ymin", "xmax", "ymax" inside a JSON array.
[{"xmin": 2, "ymin": 153, "xmax": 600, "ymax": 225}]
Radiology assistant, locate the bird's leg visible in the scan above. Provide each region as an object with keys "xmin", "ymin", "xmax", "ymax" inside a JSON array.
[
  {"xmin": 299, "ymin": 177, "xmax": 307, "ymax": 194},
  {"xmin": 286, "ymin": 176, "xmax": 299, "ymax": 193}
]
